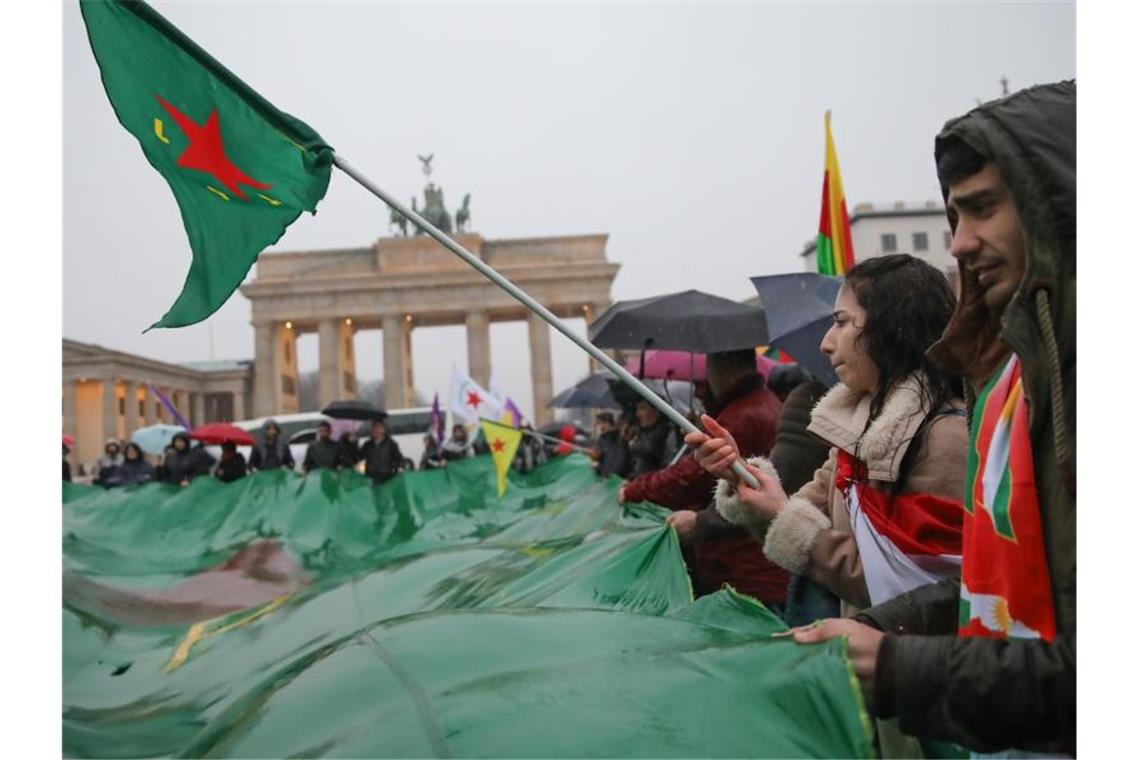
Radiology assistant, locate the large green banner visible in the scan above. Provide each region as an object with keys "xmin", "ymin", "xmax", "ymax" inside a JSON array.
[{"xmin": 63, "ymin": 454, "xmax": 872, "ymax": 758}]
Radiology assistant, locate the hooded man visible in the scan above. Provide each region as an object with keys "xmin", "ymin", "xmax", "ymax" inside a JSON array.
[
  {"xmin": 249, "ymin": 419, "xmax": 295, "ymax": 471},
  {"xmin": 95, "ymin": 439, "xmax": 124, "ymax": 486},
  {"xmin": 790, "ymin": 81, "xmax": 1076, "ymax": 754},
  {"xmin": 161, "ymin": 432, "xmax": 214, "ymax": 485}
]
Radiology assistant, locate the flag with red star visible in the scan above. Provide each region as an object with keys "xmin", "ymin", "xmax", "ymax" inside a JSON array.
[
  {"xmin": 449, "ymin": 367, "xmax": 504, "ymax": 436},
  {"xmin": 479, "ymin": 419, "xmax": 523, "ymax": 497},
  {"xmin": 79, "ymin": 0, "xmax": 334, "ymax": 329}
]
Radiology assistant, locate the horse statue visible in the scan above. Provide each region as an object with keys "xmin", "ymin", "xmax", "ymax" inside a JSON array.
[
  {"xmin": 388, "ymin": 204, "xmax": 409, "ymax": 237},
  {"xmin": 456, "ymin": 193, "xmax": 471, "ymax": 234},
  {"xmin": 420, "ymin": 183, "xmax": 453, "ymax": 234}
]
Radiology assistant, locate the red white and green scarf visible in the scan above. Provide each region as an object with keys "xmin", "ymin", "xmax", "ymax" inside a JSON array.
[{"xmin": 959, "ymin": 354, "xmax": 1056, "ymax": 642}]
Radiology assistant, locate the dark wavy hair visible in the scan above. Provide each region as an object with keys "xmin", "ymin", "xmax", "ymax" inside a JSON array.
[{"xmin": 843, "ymin": 254, "xmax": 962, "ymax": 429}]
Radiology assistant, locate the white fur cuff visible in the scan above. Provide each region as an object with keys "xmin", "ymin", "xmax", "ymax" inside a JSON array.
[
  {"xmin": 713, "ymin": 456, "xmax": 780, "ymax": 528},
  {"xmin": 762, "ymin": 495, "xmax": 831, "ymax": 574}
]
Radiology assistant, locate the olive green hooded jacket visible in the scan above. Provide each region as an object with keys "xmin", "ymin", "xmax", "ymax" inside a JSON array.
[{"xmin": 856, "ymin": 80, "xmax": 1076, "ymax": 754}]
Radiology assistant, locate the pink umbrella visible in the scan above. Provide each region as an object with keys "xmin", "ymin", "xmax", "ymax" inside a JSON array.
[{"xmin": 624, "ymin": 350, "xmax": 779, "ymax": 382}]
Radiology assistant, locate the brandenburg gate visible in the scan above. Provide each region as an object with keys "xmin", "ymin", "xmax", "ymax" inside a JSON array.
[{"xmin": 241, "ymin": 232, "xmax": 619, "ymax": 425}]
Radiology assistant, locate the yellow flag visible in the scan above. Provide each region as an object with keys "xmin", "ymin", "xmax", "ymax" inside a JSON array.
[{"xmin": 480, "ymin": 419, "xmax": 524, "ymax": 497}]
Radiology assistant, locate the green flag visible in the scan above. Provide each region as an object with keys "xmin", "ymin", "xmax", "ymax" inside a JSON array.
[
  {"xmin": 63, "ymin": 455, "xmax": 873, "ymax": 758},
  {"xmin": 79, "ymin": 0, "xmax": 334, "ymax": 329}
]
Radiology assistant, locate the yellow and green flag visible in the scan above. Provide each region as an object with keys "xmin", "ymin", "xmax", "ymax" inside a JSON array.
[
  {"xmin": 79, "ymin": 0, "xmax": 334, "ymax": 329},
  {"xmin": 480, "ymin": 418, "xmax": 524, "ymax": 497},
  {"xmin": 816, "ymin": 111, "xmax": 855, "ymax": 276}
]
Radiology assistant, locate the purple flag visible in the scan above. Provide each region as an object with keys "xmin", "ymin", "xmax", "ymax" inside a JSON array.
[
  {"xmin": 504, "ymin": 398, "xmax": 523, "ymax": 428},
  {"xmin": 430, "ymin": 393, "xmax": 445, "ymax": 444},
  {"xmin": 149, "ymin": 383, "xmax": 192, "ymax": 430}
]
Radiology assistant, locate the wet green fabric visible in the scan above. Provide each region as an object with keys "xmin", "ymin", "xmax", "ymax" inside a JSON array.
[{"xmin": 63, "ymin": 454, "xmax": 872, "ymax": 758}]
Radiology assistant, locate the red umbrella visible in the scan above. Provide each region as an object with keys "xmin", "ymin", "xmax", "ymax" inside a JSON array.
[
  {"xmin": 189, "ymin": 423, "xmax": 255, "ymax": 446},
  {"xmin": 623, "ymin": 350, "xmax": 779, "ymax": 382},
  {"xmin": 63, "ymin": 434, "xmax": 76, "ymax": 447}
]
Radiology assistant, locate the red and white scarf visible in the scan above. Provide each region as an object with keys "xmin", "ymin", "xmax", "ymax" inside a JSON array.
[{"xmin": 836, "ymin": 445, "xmax": 964, "ymax": 606}]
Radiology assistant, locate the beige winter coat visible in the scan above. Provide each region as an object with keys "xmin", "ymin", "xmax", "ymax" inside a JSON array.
[{"xmin": 715, "ymin": 372, "xmax": 968, "ymax": 617}]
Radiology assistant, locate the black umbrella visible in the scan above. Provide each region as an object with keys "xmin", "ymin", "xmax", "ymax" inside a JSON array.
[
  {"xmin": 588, "ymin": 290, "xmax": 768, "ymax": 353},
  {"xmin": 607, "ymin": 378, "xmax": 694, "ymax": 417},
  {"xmin": 548, "ymin": 372, "xmax": 622, "ymax": 410},
  {"xmin": 749, "ymin": 273, "xmax": 842, "ymax": 386},
  {"xmin": 321, "ymin": 399, "xmax": 388, "ymax": 422}
]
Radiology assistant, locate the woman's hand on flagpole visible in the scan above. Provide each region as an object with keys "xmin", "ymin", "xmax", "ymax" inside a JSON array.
[
  {"xmin": 736, "ymin": 462, "xmax": 789, "ymax": 521},
  {"xmin": 685, "ymin": 415, "xmax": 741, "ymax": 482}
]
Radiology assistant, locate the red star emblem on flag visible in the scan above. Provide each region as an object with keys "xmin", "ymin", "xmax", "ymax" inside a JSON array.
[
  {"xmin": 466, "ymin": 390, "xmax": 483, "ymax": 410},
  {"xmin": 491, "ymin": 438, "xmax": 506, "ymax": 453},
  {"xmin": 156, "ymin": 96, "xmax": 271, "ymax": 200}
]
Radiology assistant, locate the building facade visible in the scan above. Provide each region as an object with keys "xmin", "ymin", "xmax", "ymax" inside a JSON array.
[
  {"xmin": 801, "ymin": 201, "xmax": 957, "ymax": 286},
  {"xmin": 62, "ymin": 339, "xmax": 252, "ymax": 470},
  {"xmin": 240, "ymin": 232, "xmax": 619, "ymax": 426}
]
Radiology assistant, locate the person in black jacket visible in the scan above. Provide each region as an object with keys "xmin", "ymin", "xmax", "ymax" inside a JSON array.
[
  {"xmin": 107, "ymin": 442, "xmax": 157, "ymax": 487},
  {"xmin": 420, "ymin": 434, "xmax": 447, "ymax": 470},
  {"xmin": 627, "ymin": 400, "xmax": 677, "ymax": 477},
  {"xmin": 161, "ymin": 433, "xmax": 214, "ymax": 485},
  {"xmin": 63, "ymin": 443, "xmax": 72, "ymax": 482},
  {"xmin": 94, "ymin": 439, "xmax": 124, "ymax": 486},
  {"xmin": 591, "ymin": 412, "xmax": 630, "ymax": 478},
  {"xmin": 302, "ymin": 421, "xmax": 342, "ymax": 474},
  {"xmin": 214, "ymin": 440, "xmax": 248, "ymax": 483},
  {"xmin": 337, "ymin": 430, "xmax": 362, "ymax": 470},
  {"xmin": 249, "ymin": 419, "xmax": 295, "ymax": 471},
  {"xmin": 766, "ymin": 377, "xmax": 837, "ymax": 627},
  {"xmin": 359, "ymin": 419, "xmax": 403, "ymax": 485}
]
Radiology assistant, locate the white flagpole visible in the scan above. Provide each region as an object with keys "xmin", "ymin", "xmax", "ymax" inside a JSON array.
[{"xmin": 331, "ymin": 155, "xmax": 760, "ymax": 489}]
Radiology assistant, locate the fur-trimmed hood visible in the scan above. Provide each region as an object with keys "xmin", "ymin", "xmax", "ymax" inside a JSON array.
[{"xmin": 807, "ymin": 372, "xmax": 956, "ymax": 483}]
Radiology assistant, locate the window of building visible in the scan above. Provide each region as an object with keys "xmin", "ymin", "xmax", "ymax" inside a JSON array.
[
  {"xmin": 118, "ymin": 397, "xmax": 126, "ymax": 415},
  {"xmin": 881, "ymin": 233, "xmax": 897, "ymax": 253},
  {"xmin": 944, "ymin": 231, "xmax": 952, "ymax": 249},
  {"xmin": 139, "ymin": 399, "xmax": 146, "ymax": 416},
  {"xmin": 913, "ymin": 232, "xmax": 928, "ymax": 251}
]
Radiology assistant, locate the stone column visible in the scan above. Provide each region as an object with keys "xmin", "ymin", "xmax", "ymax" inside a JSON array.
[
  {"xmin": 63, "ymin": 379, "xmax": 78, "ymax": 471},
  {"xmin": 401, "ymin": 318, "xmax": 415, "ymax": 405},
  {"xmin": 142, "ymin": 383, "xmax": 155, "ymax": 426},
  {"xmin": 584, "ymin": 303, "xmax": 608, "ymax": 374},
  {"xmin": 317, "ymin": 318, "xmax": 341, "ymax": 408},
  {"xmin": 339, "ymin": 319, "xmax": 357, "ymax": 398},
  {"xmin": 527, "ymin": 312, "xmax": 554, "ymax": 426},
  {"xmin": 63, "ymin": 379, "xmax": 77, "ymax": 436},
  {"xmin": 278, "ymin": 325, "xmax": 300, "ymax": 414},
  {"xmin": 465, "ymin": 310, "xmax": 491, "ymax": 389},
  {"xmin": 102, "ymin": 378, "xmax": 119, "ymax": 443},
  {"xmin": 252, "ymin": 321, "xmax": 278, "ymax": 418},
  {"xmin": 192, "ymin": 391, "xmax": 206, "ymax": 426},
  {"xmin": 171, "ymin": 390, "xmax": 184, "ymax": 425},
  {"xmin": 382, "ymin": 314, "xmax": 410, "ymax": 408},
  {"xmin": 232, "ymin": 381, "xmax": 248, "ymax": 421},
  {"xmin": 124, "ymin": 380, "xmax": 140, "ymax": 435}
]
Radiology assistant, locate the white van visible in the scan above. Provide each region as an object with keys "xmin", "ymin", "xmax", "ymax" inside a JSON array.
[{"xmin": 230, "ymin": 408, "xmax": 433, "ymax": 472}]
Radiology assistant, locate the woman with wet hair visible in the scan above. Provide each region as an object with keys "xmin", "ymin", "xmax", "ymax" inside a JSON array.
[{"xmin": 687, "ymin": 253, "xmax": 969, "ymax": 615}]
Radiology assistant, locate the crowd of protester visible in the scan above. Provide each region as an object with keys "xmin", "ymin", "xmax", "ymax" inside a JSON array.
[{"xmin": 61, "ymin": 81, "xmax": 1074, "ymax": 756}]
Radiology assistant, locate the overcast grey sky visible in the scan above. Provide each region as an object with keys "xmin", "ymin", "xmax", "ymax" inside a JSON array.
[{"xmin": 63, "ymin": 1, "xmax": 1074, "ymax": 419}]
